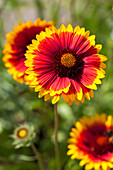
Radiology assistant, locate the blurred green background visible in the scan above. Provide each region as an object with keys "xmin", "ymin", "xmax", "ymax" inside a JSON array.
[{"xmin": 0, "ymin": 0, "xmax": 113, "ymax": 169}]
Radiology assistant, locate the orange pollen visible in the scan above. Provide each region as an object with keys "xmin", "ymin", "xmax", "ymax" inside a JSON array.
[
  {"xmin": 96, "ymin": 136, "xmax": 107, "ymax": 146},
  {"xmin": 61, "ymin": 53, "xmax": 76, "ymax": 67},
  {"xmin": 109, "ymin": 137, "xmax": 113, "ymax": 143},
  {"xmin": 17, "ymin": 128, "xmax": 28, "ymax": 139}
]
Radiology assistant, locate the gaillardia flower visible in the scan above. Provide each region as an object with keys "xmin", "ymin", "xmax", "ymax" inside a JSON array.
[
  {"xmin": 3, "ymin": 18, "xmax": 54, "ymax": 84},
  {"xmin": 11, "ymin": 123, "xmax": 36, "ymax": 149},
  {"xmin": 67, "ymin": 114, "xmax": 113, "ymax": 170},
  {"xmin": 25, "ymin": 24, "xmax": 107, "ymax": 105}
]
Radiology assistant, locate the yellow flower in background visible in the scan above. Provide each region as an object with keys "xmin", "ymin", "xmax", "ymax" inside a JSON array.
[
  {"xmin": 67, "ymin": 114, "xmax": 113, "ymax": 170},
  {"xmin": 3, "ymin": 18, "xmax": 54, "ymax": 84},
  {"xmin": 17, "ymin": 127, "xmax": 28, "ymax": 139},
  {"xmin": 11, "ymin": 123, "xmax": 36, "ymax": 149},
  {"xmin": 25, "ymin": 24, "xmax": 107, "ymax": 105}
]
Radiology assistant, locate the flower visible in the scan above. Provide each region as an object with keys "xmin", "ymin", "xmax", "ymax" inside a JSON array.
[
  {"xmin": 3, "ymin": 18, "xmax": 54, "ymax": 84},
  {"xmin": 11, "ymin": 123, "xmax": 36, "ymax": 149},
  {"xmin": 67, "ymin": 114, "xmax": 113, "ymax": 170},
  {"xmin": 25, "ymin": 24, "xmax": 107, "ymax": 105}
]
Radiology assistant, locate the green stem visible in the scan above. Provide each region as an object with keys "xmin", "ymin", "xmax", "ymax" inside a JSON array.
[
  {"xmin": 54, "ymin": 103, "xmax": 61, "ymax": 170},
  {"xmin": 31, "ymin": 143, "xmax": 44, "ymax": 170}
]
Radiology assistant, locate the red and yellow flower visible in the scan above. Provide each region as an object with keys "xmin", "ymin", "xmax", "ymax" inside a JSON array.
[
  {"xmin": 3, "ymin": 18, "xmax": 54, "ymax": 84},
  {"xmin": 67, "ymin": 114, "xmax": 113, "ymax": 170},
  {"xmin": 25, "ymin": 24, "xmax": 107, "ymax": 105}
]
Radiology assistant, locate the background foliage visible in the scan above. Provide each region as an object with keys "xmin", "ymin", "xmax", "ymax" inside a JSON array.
[{"xmin": 0, "ymin": 0, "xmax": 113, "ymax": 169}]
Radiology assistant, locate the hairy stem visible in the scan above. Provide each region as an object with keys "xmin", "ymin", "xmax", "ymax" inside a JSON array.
[
  {"xmin": 54, "ymin": 103, "xmax": 61, "ymax": 170},
  {"xmin": 31, "ymin": 143, "xmax": 44, "ymax": 170}
]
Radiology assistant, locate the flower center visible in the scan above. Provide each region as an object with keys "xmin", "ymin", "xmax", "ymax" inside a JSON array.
[
  {"xmin": 61, "ymin": 53, "xmax": 76, "ymax": 67},
  {"xmin": 17, "ymin": 128, "xmax": 28, "ymax": 139},
  {"xmin": 96, "ymin": 136, "xmax": 108, "ymax": 146}
]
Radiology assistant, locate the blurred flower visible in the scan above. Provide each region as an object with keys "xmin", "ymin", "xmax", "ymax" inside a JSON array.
[
  {"xmin": 3, "ymin": 18, "xmax": 54, "ymax": 84},
  {"xmin": 67, "ymin": 114, "xmax": 113, "ymax": 170},
  {"xmin": 11, "ymin": 123, "xmax": 36, "ymax": 149},
  {"xmin": 25, "ymin": 24, "xmax": 107, "ymax": 105}
]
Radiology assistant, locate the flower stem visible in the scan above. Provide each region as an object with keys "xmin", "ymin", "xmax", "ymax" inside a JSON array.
[
  {"xmin": 31, "ymin": 143, "xmax": 44, "ymax": 170},
  {"xmin": 54, "ymin": 103, "xmax": 61, "ymax": 170}
]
